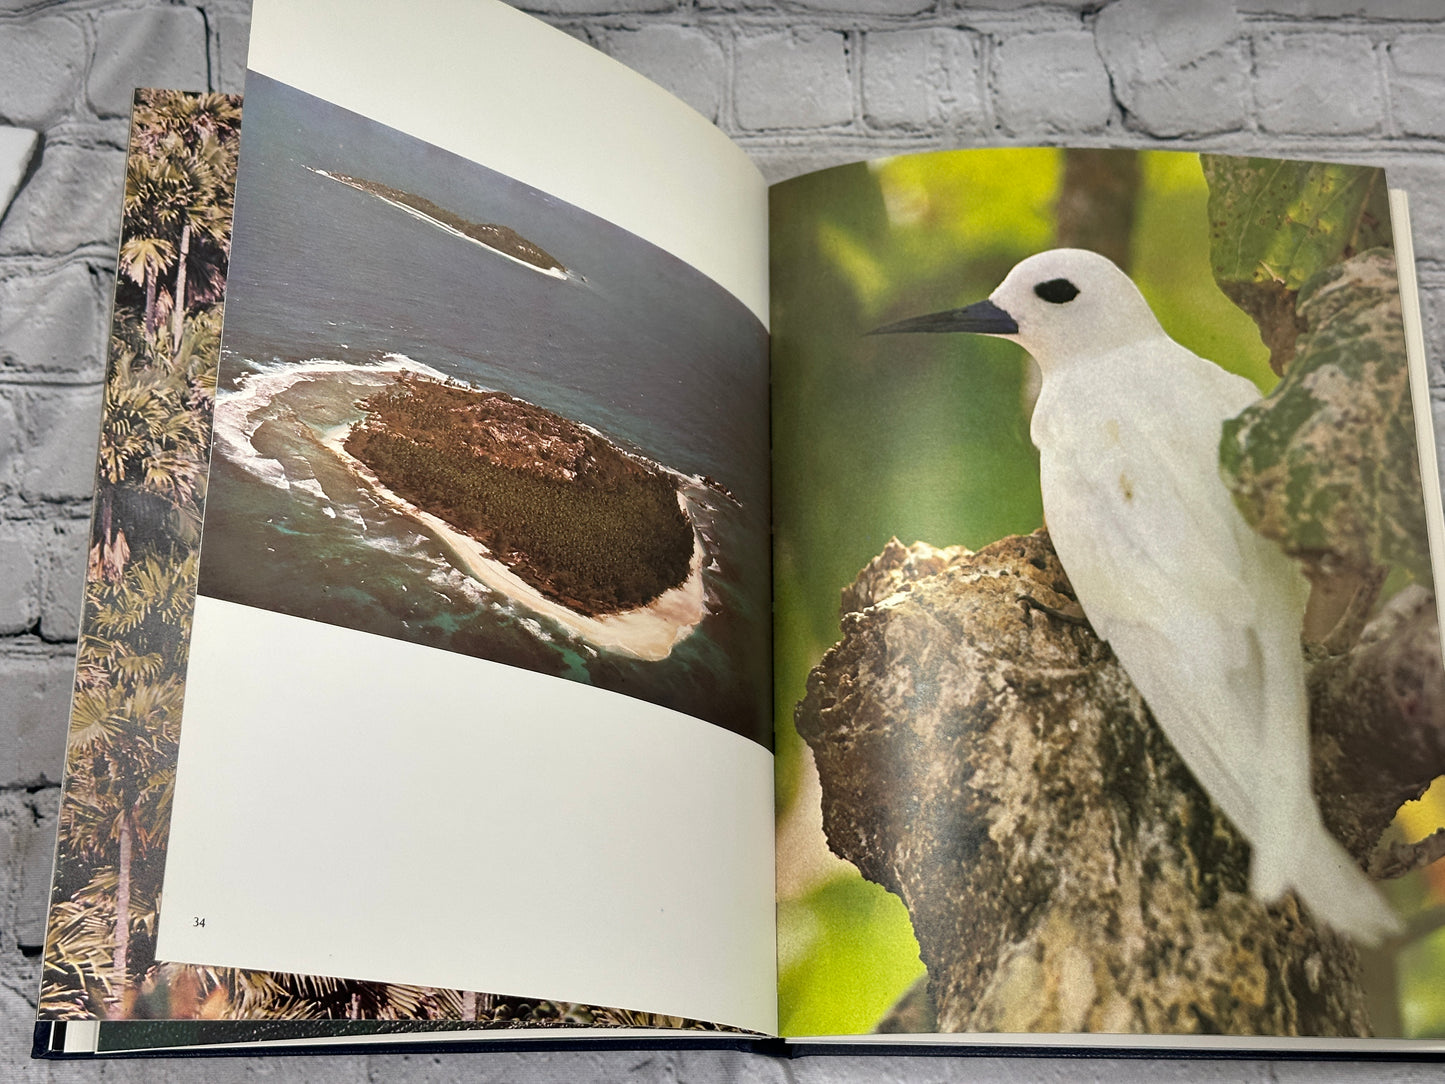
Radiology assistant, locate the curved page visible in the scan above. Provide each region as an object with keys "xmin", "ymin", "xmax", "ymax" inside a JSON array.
[{"xmin": 156, "ymin": 0, "xmax": 774, "ymax": 1035}]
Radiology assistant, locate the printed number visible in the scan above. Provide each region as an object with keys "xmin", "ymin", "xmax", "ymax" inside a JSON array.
[{"xmin": 193, "ymin": 916, "xmax": 206, "ymax": 928}]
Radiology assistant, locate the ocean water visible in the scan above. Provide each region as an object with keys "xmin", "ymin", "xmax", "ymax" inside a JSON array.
[{"xmin": 197, "ymin": 73, "xmax": 772, "ymax": 745}]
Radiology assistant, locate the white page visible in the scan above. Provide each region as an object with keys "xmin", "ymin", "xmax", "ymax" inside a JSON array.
[
  {"xmin": 1391, "ymin": 190, "xmax": 1445, "ymax": 667},
  {"xmin": 162, "ymin": 599, "xmax": 776, "ymax": 1032},
  {"xmin": 157, "ymin": 0, "xmax": 776, "ymax": 1034},
  {"xmin": 246, "ymin": 0, "xmax": 767, "ymax": 324}
]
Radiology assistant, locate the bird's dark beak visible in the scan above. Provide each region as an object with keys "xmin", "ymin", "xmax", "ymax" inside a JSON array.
[{"xmin": 868, "ymin": 299, "xmax": 1019, "ymax": 337}]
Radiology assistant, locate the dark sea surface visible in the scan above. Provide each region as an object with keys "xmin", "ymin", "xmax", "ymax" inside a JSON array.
[{"xmin": 197, "ymin": 73, "xmax": 772, "ymax": 746}]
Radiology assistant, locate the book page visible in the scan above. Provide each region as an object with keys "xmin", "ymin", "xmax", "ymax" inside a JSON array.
[
  {"xmin": 246, "ymin": 0, "xmax": 766, "ymax": 325},
  {"xmin": 770, "ymin": 148, "xmax": 1445, "ymax": 1040},
  {"xmin": 154, "ymin": 0, "xmax": 775, "ymax": 1035}
]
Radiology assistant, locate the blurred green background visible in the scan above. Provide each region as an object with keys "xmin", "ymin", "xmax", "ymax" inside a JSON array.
[{"xmin": 769, "ymin": 147, "xmax": 1445, "ymax": 1037}]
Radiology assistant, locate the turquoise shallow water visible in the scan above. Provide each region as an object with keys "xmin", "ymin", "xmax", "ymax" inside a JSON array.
[{"xmin": 196, "ymin": 74, "xmax": 771, "ymax": 746}]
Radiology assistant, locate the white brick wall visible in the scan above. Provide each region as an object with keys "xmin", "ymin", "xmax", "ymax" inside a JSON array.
[
  {"xmin": 995, "ymin": 30, "xmax": 1115, "ymax": 133},
  {"xmin": 861, "ymin": 29, "xmax": 983, "ymax": 131},
  {"xmin": 2, "ymin": 0, "xmax": 1444, "ymax": 1078}
]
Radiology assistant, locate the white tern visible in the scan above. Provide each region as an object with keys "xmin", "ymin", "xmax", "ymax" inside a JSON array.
[{"xmin": 873, "ymin": 248, "xmax": 1399, "ymax": 943}]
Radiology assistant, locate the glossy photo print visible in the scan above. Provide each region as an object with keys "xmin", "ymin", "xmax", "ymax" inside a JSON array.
[
  {"xmin": 197, "ymin": 74, "xmax": 772, "ymax": 746},
  {"xmin": 39, "ymin": 89, "xmax": 754, "ymax": 1040},
  {"xmin": 771, "ymin": 147, "xmax": 1445, "ymax": 1038}
]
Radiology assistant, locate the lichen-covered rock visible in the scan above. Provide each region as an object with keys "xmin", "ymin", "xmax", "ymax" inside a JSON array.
[
  {"xmin": 1220, "ymin": 249, "xmax": 1430, "ymax": 584},
  {"xmin": 796, "ymin": 531, "xmax": 1370, "ymax": 1037},
  {"xmin": 1308, "ymin": 585, "xmax": 1445, "ymax": 862}
]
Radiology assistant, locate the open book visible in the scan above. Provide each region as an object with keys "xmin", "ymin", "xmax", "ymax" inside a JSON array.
[{"xmin": 35, "ymin": 0, "xmax": 1445, "ymax": 1058}]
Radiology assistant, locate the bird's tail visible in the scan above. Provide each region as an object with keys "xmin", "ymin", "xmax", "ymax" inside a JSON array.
[
  {"xmin": 1243, "ymin": 620, "xmax": 1398, "ymax": 944},
  {"xmin": 1251, "ymin": 815, "xmax": 1400, "ymax": 945}
]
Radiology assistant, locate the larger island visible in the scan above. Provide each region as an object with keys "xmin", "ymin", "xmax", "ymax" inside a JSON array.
[{"xmin": 343, "ymin": 373, "xmax": 696, "ymax": 619}]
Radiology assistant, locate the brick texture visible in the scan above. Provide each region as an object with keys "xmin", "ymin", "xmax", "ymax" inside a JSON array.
[
  {"xmin": 0, "ymin": 16, "xmax": 88, "ymax": 129},
  {"xmin": 1094, "ymin": 0, "xmax": 1249, "ymax": 137},
  {"xmin": 0, "ymin": 261, "xmax": 109, "ymax": 377},
  {"xmin": 993, "ymin": 30, "xmax": 1115, "ymax": 135},
  {"xmin": 862, "ymin": 29, "xmax": 984, "ymax": 132},
  {"xmin": 3, "ymin": 2, "xmax": 1445, "ymax": 1080},
  {"xmin": 88, "ymin": 8, "xmax": 210, "ymax": 116},
  {"xmin": 6, "ymin": 787, "xmax": 60, "ymax": 953},
  {"xmin": 1255, "ymin": 34, "xmax": 1387, "ymax": 136},
  {"xmin": 1094, "ymin": 0, "xmax": 1241, "ymax": 85},
  {"xmin": 0, "ymin": 143, "xmax": 124, "ymax": 257},
  {"xmin": 0, "ymin": 522, "xmax": 42, "ymax": 635},
  {"xmin": 1238, "ymin": 0, "xmax": 1445, "ymax": 16},
  {"xmin": 12, "ymin": 386, "xmax": 101, "ymax": 503},
  {"xmin": 0, "ymin": 642, "xmax": 73, "ymax": 785},
  {"xmin": 792, "ymin": 0, "xmax": 934, "ymax": 15},
  {"xmin": 215, "ymin": 12, "xmax": 253, "ymax": 95},
  {"xmin": 40, "ymin": 516, "xmax": 88, "ymax": 643},
  {"xmin": 735, "ymin": 29, "xmax": 853, "ymax": 130},
  {"xmin": 1390, "ymin": 34, "xmax": 1445, "ymax": 139}
]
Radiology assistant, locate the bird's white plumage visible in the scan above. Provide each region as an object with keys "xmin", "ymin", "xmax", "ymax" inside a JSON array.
[{"xmin": 987, "ymin": 249, "xmax": 1397, "ymax": 942}]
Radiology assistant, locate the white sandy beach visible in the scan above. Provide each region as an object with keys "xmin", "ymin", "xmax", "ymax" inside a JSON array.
[{"xmin": 318, "ymin": 428, "xmax": 708, "ymax": 663}]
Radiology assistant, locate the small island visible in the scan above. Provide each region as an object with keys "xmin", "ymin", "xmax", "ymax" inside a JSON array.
[
  {"xmin": 343, "ymin": 374, "xmax": 696, "ymax": 618},
  {"xmin": 306, "ymin": 166, "xmax": 569, "ymax": 278}
]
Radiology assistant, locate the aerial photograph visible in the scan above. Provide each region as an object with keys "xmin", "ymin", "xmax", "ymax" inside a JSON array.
[{"xmin": 197, "ymin": 74, "xmax": 772, "ymax": 744}]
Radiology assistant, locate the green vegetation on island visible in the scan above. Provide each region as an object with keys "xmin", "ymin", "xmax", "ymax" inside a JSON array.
[{"xmin": 344, "ymin": 374, "xmax": 695, "ymax": 616}]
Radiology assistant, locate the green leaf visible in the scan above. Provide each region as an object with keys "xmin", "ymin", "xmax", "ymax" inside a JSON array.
[
  {"xmin": 1202, "ymin": 156, "xmax": 1391, "ymax": 373},
  {"xmin": 1220, "ymin": 249, "xmax": 1429, "ymax": 582}
]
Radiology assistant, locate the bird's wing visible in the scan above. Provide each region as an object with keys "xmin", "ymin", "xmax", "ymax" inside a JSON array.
[
  {"xmin": 1039, "ymin": 348, "xmax": 1312, "ymax": 843},
  {"xmin": 1039, "ymin": 350, "xmax": 1280, "ymax": 646},
  {"xmin": 1101, "ymin": 617, "xmax": 1261, "ymax": 834}
]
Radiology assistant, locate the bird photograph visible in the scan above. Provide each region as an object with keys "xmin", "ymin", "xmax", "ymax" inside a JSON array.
[{"xmin": 771, "ymin": 148, "xmax": 1445, "ymax": 1039}]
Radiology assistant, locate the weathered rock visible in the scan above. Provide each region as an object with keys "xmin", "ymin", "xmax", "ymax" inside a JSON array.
[
  {"xmin": 1308, "ymin": 584, "xmax": 1445, "ymax": 865},
  {"xmin": 796, "ymin": 531, "xmax": 1370, "ymax": 1037},
  {"xmin": 1222, "ymin": 250, "xmax": 1429, "ymax": 587}
]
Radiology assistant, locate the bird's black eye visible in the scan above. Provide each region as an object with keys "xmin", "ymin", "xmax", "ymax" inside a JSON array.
[{"xmin": 1034, "ymin": 278, "xmax": 1080, "ymax": 304}]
